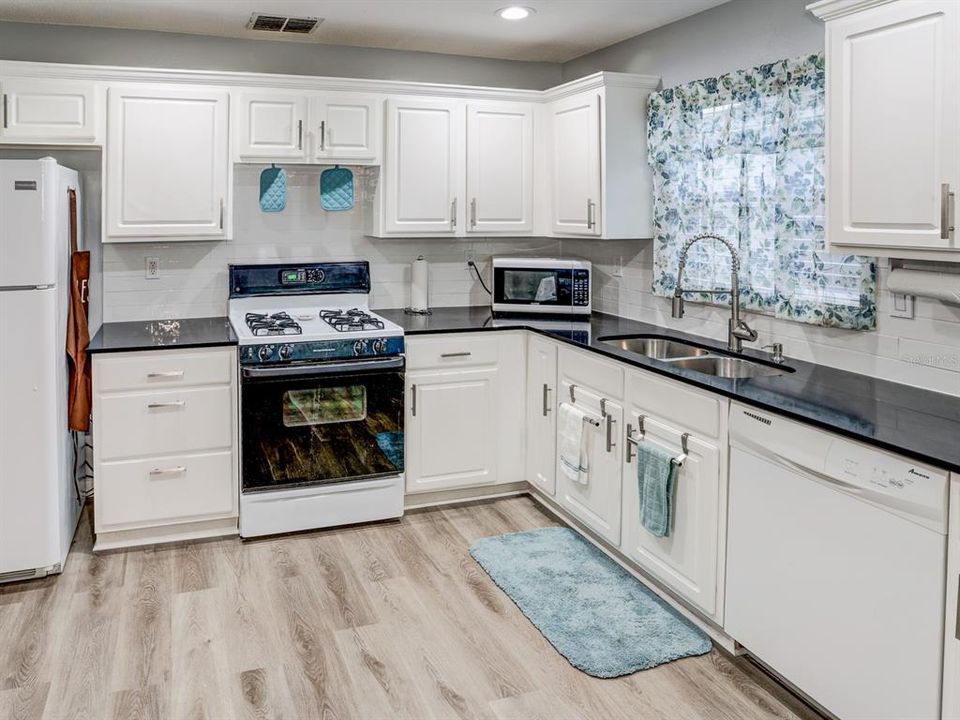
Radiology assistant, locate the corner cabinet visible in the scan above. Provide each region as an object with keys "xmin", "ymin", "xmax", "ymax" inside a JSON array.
[
  {"xmin": 105, "ymin": 85, "xmax": 231, "ymax": 242},
  {"xmin": 810, "ymin": 0, "xmax": 960, "ymax": 258},
  {"xmin": 0, "ymin": 77, "xmax": 98, "ymax": 144},
  {"xmin": 549, "ymin": 92, "xmax": 601, "ymax": 236}
]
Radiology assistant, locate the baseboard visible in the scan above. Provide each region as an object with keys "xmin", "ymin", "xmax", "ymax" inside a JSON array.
[
  {"xmin": 404, "ymin": 482, "xmax": 528, "ymax": 510},
  {"xmin": 93, "ymin": 516, "xmax": 238, "ymax": 552}
]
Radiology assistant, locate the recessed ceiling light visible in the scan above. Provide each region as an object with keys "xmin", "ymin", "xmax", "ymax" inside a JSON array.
[{"xmin": 497, "ymin": 6, "xmax": 534, "ymax": 20}]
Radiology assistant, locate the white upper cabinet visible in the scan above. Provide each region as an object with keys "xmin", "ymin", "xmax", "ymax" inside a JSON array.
[
  {"xmin": 313, "ymin": 94, "xmax": 380, "ymax": 164},
  {"xmin": 235, "ymin": 91, "xmax": 307, "ymax": 160},
  {"xmin": 0, "ymin": 78, "xmax": 97, "ymax": 143},
  {"xmin": 106, "ymin": 85, "xmax": 230, "ymax": 241},
  {"xmin": 550, "ymin": 92, "xmax": 602, "ymax": 236},
  {"xmin": 381, "ymin": 98, "xmax": 463, "ymax": 235},
  {"xmin": 466, "ymin": 102, "xmax": 534, "ymax": 234},
  {"xmin": 811, "ymin": 0, "xmax": 960, "ymax": 257}
]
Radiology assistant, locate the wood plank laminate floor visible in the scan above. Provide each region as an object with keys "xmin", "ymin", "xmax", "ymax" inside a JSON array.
[{"xmin": 0, "ymin": 496, "xmax": 821, "ymax": 720}]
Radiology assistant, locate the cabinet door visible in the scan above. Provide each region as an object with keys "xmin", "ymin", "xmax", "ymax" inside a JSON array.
[
  {"xmin": 621, "ymin": 411, "xmax": 721, "ymax": 617},
  {"xmin": 0, "ymin": 78, "xmax": 96, "ymax": 142},
  {"xmin": 550, "ymin": 92, "xmax": 601, "ymax": 236},
  {"xmin": 466, "ymin": 102, "xmax": 533, "ymax": 233},
  {"xmin": 384, "ymin": 98, "xmax": 462, "ymax": 234},
  {"xmin": 405, "ymin": 368, "xmax": 497, "ymax": 492},
  {"xmin": 556, "ymin": 381, "xmax": 622, "ymax": 545},
  {"xmin": 106, "ymin": 86, "xmax": 229, "ymax": 240},
  {"xmin": 235, "ymin": 92, "xmax": 307, "ymax": 160},
  {"xmin": 314, "ymin": 94, "xmax": 380, "ymax": 163},
  {"xmin": 826, "ymin": 0, "xmax": 959, "ymax": 249},
  {"xmin": 525, "ymin": 335, "xmax": 558, "ymax": 495}
]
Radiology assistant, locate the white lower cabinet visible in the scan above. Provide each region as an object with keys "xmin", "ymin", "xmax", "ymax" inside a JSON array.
[
  {"xmin": 620, "ymin": 369, "xmax": 727, "ymax": 619},
  {"xmin": 525, "ymin": 334, "xmax": 558, "ymax": 495},
  {"xmin": 945, "ymin": 472, "xmax": 960, "ymax": 720},
  {"xmin": 405, "ymin": 332, "xmax": 524, "ymax": 494},
  {"xmin": 92, "ymin": 347, "xmax": 239, "ymax": 550}
]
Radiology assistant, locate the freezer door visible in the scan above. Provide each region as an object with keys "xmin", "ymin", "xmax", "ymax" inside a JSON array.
[
  {"xmin": 0, "ymin": 159, "xmax": 57, "ymax": 288},
  {"xmin": 0, "ymin": 287, "xmax": 63, "ymax": 574}
]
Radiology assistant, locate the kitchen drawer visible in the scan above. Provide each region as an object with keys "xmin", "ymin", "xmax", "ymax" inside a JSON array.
[
  {"xmin": 626, "ymin": 369, "xmax": 723, "ymax": 439},
  {"xmin": 558, "ymin": 346, "xmax": 623, "ymax": 400},
  {"xmin": 97, "ymin": 451, "xmax": 235, "ymax": 529},
  {"xmin": 97, "ymin": 385, "xmax": 234, "ymax": 461},
  {"xmin": 95, "ymin": 347, "xmax": 235, "ymax": 392},
  {"xmin": 406, "ymin": 333, "xmax": 498, "ymax": 370}
]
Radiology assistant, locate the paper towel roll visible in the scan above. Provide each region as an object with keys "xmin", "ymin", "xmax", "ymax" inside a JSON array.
[
  {"xmin": 888, "ymin": 268, "xmax": 960, "ymax": 304},
  {"xmin": 410, "ymin": 256, "xmax": 430, "ymax": 312}
]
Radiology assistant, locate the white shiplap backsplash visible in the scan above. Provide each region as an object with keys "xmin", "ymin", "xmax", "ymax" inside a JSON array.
[
  {"xmin": 101, "ymin": 165, "xmax": 560, "ymax": 321},
  {"xmin": 101, "ymin": 165, "xmax": 960, "ymax": 397},
  {"xmin": 568, "ymin": 238, "xmax": 960, "ymax": 397}
]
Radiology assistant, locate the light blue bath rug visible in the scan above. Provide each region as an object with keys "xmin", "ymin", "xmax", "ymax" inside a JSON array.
[
  {"xmin": 259, "ymin": 165, "xmax": 287, "ymax": 212},
  {"xmin": 469, "ymin": 527, "xmax": 711, "ymax": 677}
]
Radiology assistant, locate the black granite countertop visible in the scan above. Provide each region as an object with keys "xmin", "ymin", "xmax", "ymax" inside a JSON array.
[
  {"xmin": 88, "ymin": 317, "xmax": 237, "ymax": 354},
  {"xmin": 380, "ymin": 307, "xmax": 960, "ymax": 473}
]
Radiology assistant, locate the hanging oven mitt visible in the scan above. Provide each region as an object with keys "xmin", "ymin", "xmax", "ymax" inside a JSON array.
[
  {"xmin": 66, "ymin": 187, "xmax": 92, "ymax": 432},
  {"xmin": 320, "ymin": 165, "xmax": 354, "ymax": 211},
  {"xmin": 259, "ymin": 164, "xmax": 287, "ymax": 212}
]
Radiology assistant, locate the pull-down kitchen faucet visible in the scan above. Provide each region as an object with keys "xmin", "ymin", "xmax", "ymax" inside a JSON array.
[{"xmin": 671, "ymin": 233, "xmax": 758, "ymax": 353}]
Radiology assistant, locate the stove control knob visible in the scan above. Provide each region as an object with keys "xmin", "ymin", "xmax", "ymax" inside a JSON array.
[
  {"xmin": 278, "ymin": 344, "xmax": 293, "ymax": 361},
  {"xmin": 353, "ymin": 339, "xmax": 368, "ymax": 356},
  {"xmin": 258, "ymin": 345, "xmax": 273, "ymax": 362},
  {"xmin": 372, "ymin": 338, "xmax": 387, "ymax": 354}
]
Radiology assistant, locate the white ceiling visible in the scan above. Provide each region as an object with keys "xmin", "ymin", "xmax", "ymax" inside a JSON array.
[{"xmin": 0, "ymin": 0, "xmax": 731, "ymax": 63}]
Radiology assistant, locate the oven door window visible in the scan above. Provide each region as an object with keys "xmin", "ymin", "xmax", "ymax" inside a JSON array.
[
  {"xmin": 242, "ymin": 368, "xmax": 403, "ymax": 492},
  {"xmin": 494, "ymin": 267, "xmax": 572, "ymax": 306}
]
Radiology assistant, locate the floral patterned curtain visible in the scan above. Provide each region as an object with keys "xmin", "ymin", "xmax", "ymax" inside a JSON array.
[{"xmin": 647, "ymin": 53, "xmax": 876, "ymax": 330}]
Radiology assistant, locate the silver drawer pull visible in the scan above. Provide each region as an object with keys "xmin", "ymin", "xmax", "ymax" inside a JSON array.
[
  {"xmin": 147, "ymin": 400, "xmax": 185, "ymax": 409},
  {"xmin": 942, "ymin": 183, "xmax": 955, "ymax": 241},
  {"xmin": 440, "ymin": 352, "xmax": 471, "ymax": 358},
  {"xmin": 147, "ymin": 371, "xmax": 184, "ymax": 379},
  {"xmin": 542, "ymin": 383, "xmax": 552, "ymax": 416},
  {"xmin": 149, "ymin": 465, "xmax": 186, "ymax": 476}
]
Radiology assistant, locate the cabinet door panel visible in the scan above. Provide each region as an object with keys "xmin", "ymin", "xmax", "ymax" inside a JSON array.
[
  {"xmin": 621, "ymin": 412, "xmax": 720, "ymax": 617},
  {"xmin": 107, "ymin": 86, "xmax": 229, "ymax": 239},
  {"xmin": 828, "ymin": 0, "xmax": 959, "ymax": 249},
  {"xmin": 466, "ymin": 103, "xmax": 533, "ymax": 233},
  {"xmin": 384, "ymin": 99, "xmax": 461, "ymax": 234},
  {"xmin": 526, "ymin": 335, "xmax": 558, "ymax": 495},
  {"xmin": 556, "ymin": 381, "xmax": 621, "ymax": 545},
  {"xmin": 236, "ymin": 92, "xmax": 306, "ymax": 159},
  {"xmin": 0, "ymin": 78, "xmax": 96, "ymax": 142},
  {"xmin": 551, "ymin": 92, "xmax": 601, "ymax": 236},
  {"xmin": 406, "ymin": 368, "xmax": 497, "ymax": 492},
  {"xmin": 315, "ymin": 95, "xmax": 380, "ymax": 162}
]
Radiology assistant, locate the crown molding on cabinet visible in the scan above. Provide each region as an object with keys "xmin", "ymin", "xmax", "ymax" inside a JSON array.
[
  {"xmin": 0, "ymin": 60, "xmax": 659, "ymax": 104},
  {"xmin": 806, "ymin": 0, "xmax": 898, "ymax": 21}
]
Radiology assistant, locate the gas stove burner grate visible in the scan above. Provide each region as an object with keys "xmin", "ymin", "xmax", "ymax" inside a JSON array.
[
  {"xmin": 319, "ymin": 308, "xmax": 385, "ymax": 332},
  {"xmin": 245, "ymin": 311, "xmax": 302, "ymax": 337}
]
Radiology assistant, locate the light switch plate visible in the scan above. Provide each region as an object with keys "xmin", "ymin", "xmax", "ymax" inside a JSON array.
[
  {"xmin": 890, "ymin": 292, "xmax": 914, "ymax": 319},
  {"xmin": 145, "ymin": 256, "xmax": 160, "ymax": 280}
]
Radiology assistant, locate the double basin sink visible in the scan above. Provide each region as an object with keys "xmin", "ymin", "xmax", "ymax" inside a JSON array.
[{"xmin": 599, "ymin": 335, "xmax": 793, "ymax": 379}]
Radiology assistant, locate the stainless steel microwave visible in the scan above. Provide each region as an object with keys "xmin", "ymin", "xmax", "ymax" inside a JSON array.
[{"xmin": 491, "ymin": 258, "xmax": 591, "ymax": 315}]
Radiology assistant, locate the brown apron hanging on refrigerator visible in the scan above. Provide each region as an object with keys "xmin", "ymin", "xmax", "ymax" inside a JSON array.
[{"xmin": 65, "ymin": 188, "xmax": 92, "ymax": 432}]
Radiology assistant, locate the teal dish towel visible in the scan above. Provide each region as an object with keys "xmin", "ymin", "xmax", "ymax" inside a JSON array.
[
  {"xmin": 637, "ymin": 442, "xmax": 679, "ymax": 537},
  {"xmin": 259, "ymin": 165, "xmax": 287, "ymax": 212}
]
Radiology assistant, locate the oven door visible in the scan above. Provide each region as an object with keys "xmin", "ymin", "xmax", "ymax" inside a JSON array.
[{"xmin": 240, "ymin": 356, "xmax": 404, "ymax": 492}]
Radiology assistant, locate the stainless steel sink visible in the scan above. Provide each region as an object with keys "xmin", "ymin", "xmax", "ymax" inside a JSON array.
[
  {"xmin": 599, "ymin": 334, "xmax": 791, "ymax": 379},
  {"xmin": 601, "ymin": 336, "xmax": 711, "ymax": 360},
  {"xmin": 665, "ymin": 355, "xmax": 789, "ymax": 378}
]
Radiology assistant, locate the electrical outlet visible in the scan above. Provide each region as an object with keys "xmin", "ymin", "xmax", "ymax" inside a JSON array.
[
  {"xmin": 145, "ymin": 256, "xmax": 160, "ymax": 280},
  {"xmin": 890, "ymin": 291, "xmax": 914, "ymax": 319}
]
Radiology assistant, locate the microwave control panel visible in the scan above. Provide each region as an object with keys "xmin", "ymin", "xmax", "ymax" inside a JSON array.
[{"xmin": 572, "ymin": 269, "xmax": 590, "ymax": 306}]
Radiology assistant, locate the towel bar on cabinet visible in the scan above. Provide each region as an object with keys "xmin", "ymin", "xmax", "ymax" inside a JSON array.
[{"xmin": 625, "ymin": 416, "xmax": 690, "ymax": 467}]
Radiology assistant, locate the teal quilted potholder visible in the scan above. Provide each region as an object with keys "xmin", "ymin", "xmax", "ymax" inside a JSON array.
[
  {"xmin": 320, "ymin": 165, "xmax": 354, "ymax": 211},
  {"xmin": 259, "ymin": 165, "xmax": 287, "ymax": 212}
]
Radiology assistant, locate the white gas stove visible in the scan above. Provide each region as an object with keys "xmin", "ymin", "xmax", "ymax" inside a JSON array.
[{"xmin": 228, "ymin": 262, "xmax": 405, "ymax": 539}]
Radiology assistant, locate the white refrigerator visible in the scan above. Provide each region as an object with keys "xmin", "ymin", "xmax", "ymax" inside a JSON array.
[{"xmin": 0, "ymin": 158, "xmax": 83, "ymax": 582}]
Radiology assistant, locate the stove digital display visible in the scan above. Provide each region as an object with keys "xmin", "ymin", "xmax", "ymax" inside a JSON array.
[{"xmin": 281, "ymin": 269, "xmax": 305, "ymax": 284}]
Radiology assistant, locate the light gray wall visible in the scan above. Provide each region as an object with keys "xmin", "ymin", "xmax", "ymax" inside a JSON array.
[
  {"xmin": 0, "ymin": 20, "xmax": 562, "ymax": 90},
  {"xmin": 561, "ymin": 0, "xmax": 822, "ymax": 87}
]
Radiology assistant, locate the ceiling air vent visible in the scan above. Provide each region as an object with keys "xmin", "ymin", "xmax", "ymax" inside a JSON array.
[{"xmin": 248, "ymin": 13, "xmax": 322, "ymax": 34}]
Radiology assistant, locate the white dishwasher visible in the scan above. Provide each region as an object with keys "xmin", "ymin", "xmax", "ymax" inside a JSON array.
[{"xmin": 726, "ymin": 402, "xmax": 948, "ymax": 720}]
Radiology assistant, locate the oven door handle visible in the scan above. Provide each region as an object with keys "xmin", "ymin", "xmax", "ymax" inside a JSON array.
[{"xmin": 241, "ymin": 356, "xmax": 404, "ymax": 379}]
